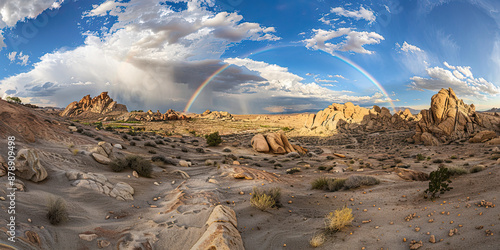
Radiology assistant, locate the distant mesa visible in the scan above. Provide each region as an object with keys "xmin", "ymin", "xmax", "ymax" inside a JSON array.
[
  {"xmin": 304, "ymin": 102, "xmax": 420, "ymax": 133},
  {"xmin": 60, "ymin": 92, "xmax": 128, "ymax": 117},
  {"xmin": 412, "ymin": 88, "xmax": 500, "ymax": 145}
]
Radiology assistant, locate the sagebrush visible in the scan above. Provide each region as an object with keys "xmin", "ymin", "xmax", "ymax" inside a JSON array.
[
  {"xmin": 326, "ymin": 207, "xmax": 353, "ymax": 231},
  {"xmin": 47, "ymin": 197, "xmax": 68, "ymax": 225}
]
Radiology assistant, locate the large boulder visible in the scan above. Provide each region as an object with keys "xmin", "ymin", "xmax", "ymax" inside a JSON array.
[
  {"xmin": 15, "ymin": 149, "xmax": 47, "ymax": 182},
  {"xmin": 469, "ymin": 130, "xmax": 497, "ymax": 143},
  {"xmin": 251, "ymin": 132, "xmax": 306, "ymax": 155},
  {"xmin": 67, "ymin": 171, "xmax": 134, "ymax": 201},
  {"xmin": 60, "ymin": 92, "xmax": 128, "ymax": 117},
  {"xmin": 413, "ymin": 88, "xmax": 500, "ymax": 144}
]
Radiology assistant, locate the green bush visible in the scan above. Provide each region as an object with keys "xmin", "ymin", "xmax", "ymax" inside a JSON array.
[
  {"xmin": 109, "ymin": 155, "xmax": 152, "ymax": 177},
  {"xmin": 47, "ymin": 197, "xmax": 68, "ymax": 225},
  {"xmin": 343, "ymin": 175, "xmax": 380, "ymax": 190},
  {"xmin": 6, "ymin": 96, "xmax": 22, "ymax": 104},
  {"xmin": 205, "ymin": 132, "xmax": 222, "ymax": 146},
  {"xmin": 424, "ymin": 166, "xmax": 452, "ymax": 200},
  {"xmin": 416, "ymin": 154, "xmax": 425, "ymax": 161},
  {"xmin": 447, "ymin": 166, "xmax": 468, "ymax": 176},
  {"xmin": 312, "ymin": 177, "xmax": 330, "ymax": 190}
]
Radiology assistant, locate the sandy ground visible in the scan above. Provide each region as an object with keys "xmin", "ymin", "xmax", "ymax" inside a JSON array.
[{"xmin": 0, "ymin": 108, "xmax": 498, "ymax": 250}]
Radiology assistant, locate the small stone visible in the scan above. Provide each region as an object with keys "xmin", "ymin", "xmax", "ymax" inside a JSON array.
[
  {"xmin": 79, "ymin": 233, "xmax": 98, "ymax": 241},
  {"xmin": 239, "ymin": 191, "xmax": 244, "ymax": 195},
  {"xmin": 288, "ymin": 200, "xmax": 293, "ymax": 204},
  {"xmin": 233, "ymin": 161, "xmax": 240, "ymax": 165},
  {"xmin": 154, "ymin": 182, "xmax": 160, "ymax": 186},
  {"xmin": 132, "ymin": 171, "xmax": 139, "ymax": 178},
  {"xmin": 179, "ymin": 160, "xmax": 191, "ymax": 167},
  {"xmin": 28, "ymin": 218, "xmax": 32, "ymax": 223},
  {"xmin": 98, "ymin": 240, "xmax": 111, "ymax": 248},
  {"xmin": 429, "ymin": 235, "xmax": 436, "ymax": 243},
  {"xmin": 0, "ymin": 196, "xmax": 5, "ymax": 201}
]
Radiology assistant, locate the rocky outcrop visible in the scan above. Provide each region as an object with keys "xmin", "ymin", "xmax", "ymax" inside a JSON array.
[
  {"xmin": 60, "ymin": 92, "xmax": 128, "ymax": 117},
  {"xmin": 15, "ymin": 149, "xmax": 47, "ymax": 182},
  {"xmin": 66, "ymin": 171, "xmax": 134, "ymax": 201},
  {"xmin": 251, "ymin": 132, "xmax": 307, "ymax": 155},
  {"xmin": 190, "ymin": 205, "xmax": 244, "ymax": 250},
  {"xmin": 199, "ymin": 110, "xmax": 233, "ymax": 120},
  {"xmin": 413, "ymin": 88, "xmax": 500, "ymax": 145},
  {"xmin": 116, "ymin": 109, "xmax": 189, "ymax": 122},
  {"xmin": 304, "ymin": 102, "xmax": 419, "ymax": 133},
  {"xmin": 90, "ymin": 141, "xmax": 115, "ymax": 164}
]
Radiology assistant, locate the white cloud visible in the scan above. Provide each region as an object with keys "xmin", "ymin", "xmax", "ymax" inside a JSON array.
[
  {"xmin": 84, "ymin": 1, "xmax": 123, "ymax": 17},
  {"xmin": 304, "ymin": 28, "xmax": 384, "ymax": 55},
  {"xmin": 7, "ymin": 51, "xmax": 16, "ymax": 61},
  {"xmin": 0, "ymin": 0, "xmax": 280, "ymax": 112},
  {"xmin": 397, "ymin": 41, "xmax": 422, "ymax": 53},
  {"xmin": 409, "ymin": 62, "xmax": 500, "ymax": 99},
  {"xmin": 333, "ymin": 74, "xmax": 346, "ymax": 79},
  {"xmin": 7, "ymin": 51, "xmax": 29, "ymax": 65},
  {"xmin": 443, "ymin": 61, "xmax": 455, "ymax": 69},
  {"xmin": 316, "ymin": 79, "xmax": 337, "ymax": 83},
  {"xmin": 330, "ymin": 6, "xmax": 376, "ymax": 23},
  {"xmin": 0, "ymin": 0, "xmax": 64, "ymax": 50}
]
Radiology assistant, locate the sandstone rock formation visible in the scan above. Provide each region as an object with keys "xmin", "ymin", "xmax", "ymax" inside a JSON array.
[
  {"xmin": 190, "ymin": 205, "xmax": 244, "ymax": 250},
  {"xmin": 90, "ymin": 141, "xmax": 114, "ymax": 164},
  {"xmin": 251, "ymin": 132, "xmax": 307, "ymax": 155},
  {"xmin": 199, "ymin": 110, "xmax": 233, "ymax": 120},
  {"xmin": 66, "ymin": 171, "xmax": 134, "ymax": 201},
  {"xmin": 413, "ymin": 88, "xmax": 500, "ymax": 145},
  {"xmin": 60, "ymin": 92, "xmax": 128, "ymax": 117},
  {"xmin": 15, "ymin": 148, "xmax": 48, "ymax": 182},
  {"xmin": 305, "ymin": 102, "xmax": 419, "ymax": 133},
  {"xmin": 116, "ymin": 109, "xmax": 189, "ymax": 122}
]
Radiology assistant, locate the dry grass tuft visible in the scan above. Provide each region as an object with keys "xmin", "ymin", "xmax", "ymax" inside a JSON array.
[
  {"xmin": 309, "ymin": 233, "xmax": 326, "ymax": 247},
  {"xmin": 250, "ymin": 187, "xmax": 281, "ymax": 211},
  {"xmin": 326, "ymin": 207, "xmax": 354, "ymax": 231},
  {"xmin": 47, "ymin": 197, "xmax": 68, "ymax": 225}
]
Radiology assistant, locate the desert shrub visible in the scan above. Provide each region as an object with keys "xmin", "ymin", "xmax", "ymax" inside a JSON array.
[
  {"xmin": 144, "ymin": 141, "xmax": 157, "ymax": 147},
  {"xmin": 148, "ymin": 150, "xmax": 157, "ymax": 154},
  {"xmin": 416, "ymin": 154, "xmax": 425, "ymax": 161},
  {"xmin": 205, "ymin": 132, "xmax": 222, "ymax": 146},
  {"xmin": 394, "ymin": 158, "xmax": 402, "ymax": 164},
  {"xmin": 130, "ymin": 158, "xmax": 153, "ymax": 177},
  {"xmin": 109, "ymin": 158, "xmax": 128, "ymax": 172},
  {"xmin": 95, "ymin": 137, "xmax": 103, "ymax": 141},
  {"xmin": 6, "ymin": 96, "xmax": 22, "ymax": 104},
  {"xmin": 470, "ymin": 165, "xmax": 485, "ymax": 173},
  {"xmin": 343, "ymin": 175, "xmax": 380, "ymax": 190},
  {"xmin": 281, "ymin": 127, "xmax": 291, "ymax": 132},
  {"xmin": 309, "ymin": 233, "xmax": 326, "ymax": 248},
  {"xmin": 327, "ymin": 178, "xmax": 346, "ymax": 192},
  {"xmin": 132, "ymin": 136, "xmax": 141, "ymax": 141},
  {"xmin": 47, "ymin": 197, "xmax": 68, "ymax": 225},
  {"xmin": 311, "ymin": 177, "xmax": 330, "ymax": 190},
  {"xmin": 81, "ymin": 130, "xmax": 95, "ymax": 137},
  {"xmin": 445, "ymin": 159, "xmax": 453, "ymax": 163},
  {"xmin": 105, "ymin": 126, "xmax": 114, "ymax": 131},
  {"xmin": 326, "ymin": 207, "xmax": 354, "ymax": 232},
  {"xmin": 318, "ymin": 166, "xmax": 327, "ymax": 171},
  {"xmin": 286, "ymin": 168, "xmax": 301, "ymax": 174},
  {"xmin": 94, "ymin": 122, "xmax": 103, "ymax": 130},
  {"xmin": 251, "ymin": 187, "xmax": 281, "ymax": 210},
  {"xmin": 129, "ymin": 141, "xmax": 136, "ymax": 146},
  {"xmin": 250, "ymin": 194, "xmax": 275, "ymax": 211},
  {"xmin": 450, "ymin": 155, "xmax": 458, "ymax": 159},
  {"xmin": 447, "ymin": 166, "xmax": 468, "ymax": 176},
  {"xmin": 424, "ymin": 166, "xmax": 452, "ymax": 200},
  {"xmin": 122, "ymin": 134, "xmax": 129, "ymax": 140},
  {"xmin": 433, "ymin": 159, "xmax": 444, "ymax": 164},
  {"xmin": 76, "ymin": 128, "xmax": 83, "ymax": 133},
  {"xmin": 155, "ymin": 139, "xmax": 164, "ymax": 145}
]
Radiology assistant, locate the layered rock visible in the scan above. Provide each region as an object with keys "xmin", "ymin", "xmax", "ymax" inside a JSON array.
[
  {"xmin": 190, "ymin": 205, "xmax": 244, "ymax": 250},
  {"xmin": 66, "ymin": 171, "xmax": 134, "ymax": 201},
  {"xmin": 304, "ymin": 102, "xmax": 419, "ymax": 133},
  {"xmin": 413, "ymin": 88, "xmax": 500, "ymax": 145},
  {"xmin": 15, "ymin": 149, "xmax": 47, "ymax": 182},
  {"xmin": 251, "ymin": 132, "xmax": 307, "ymax": 155},
  {"xmin": 199, "ymin": 110, "xmax": 233, "ymax": 120},
  {"xmin": 116, "ymin": 109, "xmax": 189, "ymax": 122},
  {"xmin": 60, "ymin": 92, "xmax": 128, "ymax": 117}
]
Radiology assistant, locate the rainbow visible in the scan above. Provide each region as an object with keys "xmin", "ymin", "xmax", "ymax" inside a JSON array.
[
  {"xmin": 330, "ymin": 52, "xmax": 396, "ymax": 112},
  {"xmin": 183, "ymin": 64, "xmax": 230, "ymax": 113},
  {"xmin": 184, "ymin": 45, "xmax": 395, "ymax": 113}
]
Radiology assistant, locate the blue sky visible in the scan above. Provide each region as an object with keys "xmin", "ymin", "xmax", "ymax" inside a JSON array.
[{"xmin": 1, "ymin": 0, "xmax": 500, "ymax": 114}]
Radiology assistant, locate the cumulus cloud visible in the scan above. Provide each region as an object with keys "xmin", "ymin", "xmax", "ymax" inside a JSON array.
[
  {"xmin": 0, "ymin": 0, "xmax": 280, "ymax": 112},
  {"xmin": 304, "ymin": 28, "xmax": 384, "ymax": 55},
  {"xmin": 333, "ymin": 74, "xmax": 346, "ymax": 79},
  {"xmin": 0, "ymin": 0, "xmax": 64, "ymax": 50},
  {"xmin": 396, "ymin": 41, "xmax": 422, "ymax": 53},
  {"xmin": 409, "ymin": 62, "xmax": 500, "ymax": 99},
  {"xmin": 330, "ymin": 6, "xmax": 375, "ymax": 23},
  {"xmin": 7, "ymin": 51, "xmax": 29, "ymax": 65}
]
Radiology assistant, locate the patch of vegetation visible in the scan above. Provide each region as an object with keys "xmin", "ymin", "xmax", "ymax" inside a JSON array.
[
  {"xmin": 130, "ymin": 110, "xmax": 144, "ymax": 112},
  {"xmin": 129, "ymin": 141, "xmax": 136, "ymax": 146},
  {"xmin": 446, "ymin": 166, "xmax": 468, "ymax": 176},
  {"xmin": 81, "ymin": 130, "xmax": 95, "ymax": 138},
  {"xmin": 94, "ymin": 122, "xmax": 103, "ymax": 130},
  {"xmin": 416, "ymin": 154, "xmax": 425, "ymax": 161},
  {"xmin": 432, "ymin": 159, "xmax": 444, "ymax": 164},
  {"xmin": 122, "ymin": 134, "xmax": 129, "ymax": 140},
  {"xmin": 205, "ymin": 131, "xmax": 222, "ymax": 146},
  {"xmin": 286, "ymin": 167, "xmax": 301, "ymax": 174},
  {"xmin": 343, "ymin": 175, "xmax": 380, "ymax": 190},
  {"xmin": 326, "ymin": 207, "xmax": 354, "ymax": 232},
  {"xmin": 281, "ymin": 127, "xmax": 291, "ymax": 132},
  {"xmin": 104, "ymin": 126, "xmax": 114, "ymax": 131},
  {"xmin": 318, "ymin": 166, "xmax": 327, "ymax": 171},
  {"xmin": 450, "ymin": 155, "xmax": 458, "ymax": 159},
  {"xmin": 470, "ymin": 165, "xmax": 485, "ymax": 173},
  {"xmin": 188, "ymin": 130, "xmax": 197, "ymax": 136},
  {"xmin": 394, "ymin": 158, "xmax": 402, "ymax": 164},
  {"xmin": 311, "ymin": 177, "xmax": 330, "ymax": 190},
  {"xmin": 424, "ymin": 166, "xmax": 452, "ymax": 200},
  {"xmin": 109, "ymin": 155, "xmax": 153, "ymax": 177},
  {"xmin": 113, "ymin": 120, "xmax": 141, "ymax": 124},
  {"xmin": 144, "ymin": 141, "xmax": 158, "ymax": 147},
  {"xmin": 148, "ymin": 150, "xmax": 157, "ymax": 154},
  {"xmin": 250, "ymin": 187, "xmax": 281, "ymax": 211},
  {"xmin": 309, "ymin": 233, "xmax": 326, "ymax": 248},
  {"xmin": 6, "ymin": 96, "xmax": 22, "ymax": 104},
  {"xmin": 47, "ymin": 197, "xmax": 68, "ymax": 225},
  {"xmin": 445, "ymin": 159, "xmax": 453, "ymax": 163},
  {"xmin": 155, "ymin": 139, "xmax": 164, "ymax": 145},
  {"xmin": 327, "ymin": 178, "xmax": 346, "ymax": 192},
  {"xmin": 311, "ymin": 177, "xmax": 346, "ymax": 191}
]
